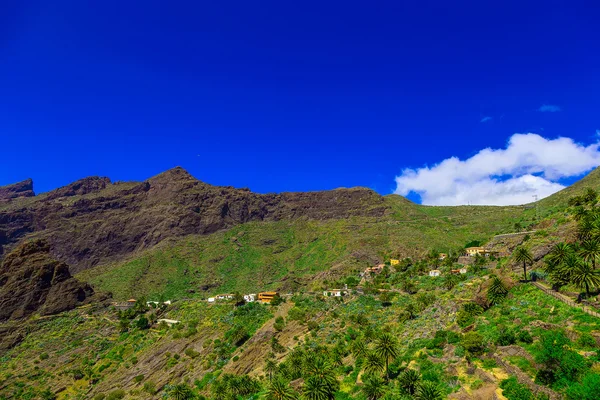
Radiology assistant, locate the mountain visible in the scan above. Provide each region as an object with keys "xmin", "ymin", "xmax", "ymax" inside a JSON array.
[
  {"xmin": 0, "ymin": 167, "xmax": 387, "ymax": 272},
  {"xmin": 3, "ymin": 166, "xmax": 596, "ymax": 301},
  {"xmin": 1, "ymin": 167, "xmax": 600, "ymax": 400}
]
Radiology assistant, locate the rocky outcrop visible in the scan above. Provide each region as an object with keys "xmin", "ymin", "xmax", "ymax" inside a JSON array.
[
  {"xmin": 46, "ymin": 176, "xmax": 111, "ymax": 200},
  {"xmin": 0, "ymin": 179, "xmax": 34, "ymax": 202},
  {"xmin": 0, "ymin": 239, "xmax": 95, "ymax": 322},
  {"xmin": 0, "ymin": 167, "xmax": 390, "ymax": 273}
]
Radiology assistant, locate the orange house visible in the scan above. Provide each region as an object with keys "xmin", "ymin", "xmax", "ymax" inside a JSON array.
[{"xmin": 258, "ymin": 291, "xmax": 279, "ymax": 303}]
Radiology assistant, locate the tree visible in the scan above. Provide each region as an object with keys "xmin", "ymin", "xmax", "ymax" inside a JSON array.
[
  {"xmin": 571, "ymin": 261, "xmax": 600, "ymax": 298},
  {"xmin": 363, "ymin": 352, "xmax": 385, "ymax": 376},
  {"xmin": 135, "ymin": 316, "xmax": 149, "ymax": 330},
  {"xmin": 415, "ymin": 381, "xmax": 443, "ymax": 400},
  {"xmin": 233, "ymin": 292, "xmax": 246, "ymax": 307},
  {"xmin": 584, "ymin": 188, "xmax": 598, "ymax": 204},
  {"xmin": 548, "ymin": 242, "xmax": 573, "ymax": 268},
  {"xmin": 487, "ymin": 277, "xmax": 509, "ymax": 306},
  {"xmin": 265, "ymin": 359, "xmax": 278, "ymax": 381},
  {"xmin": 514, "ymin": 247, "xmax": 533, "ymax": 281},
  {"xmin": 444, "ymin": 275, "xmax": 459, "ymax": 291},
  {"xmin": 302, "ymin": 357, "xmax": 338, "ymax": 397},
  {"xmin": 373, "ymin": 333, "xmax": 399, "ymax": 381},
  {"xmin": 362, "ymin": 375, "xmax": 386, "ymax": 400},
  {"xmin": 398, "ymin": 369, "xmax": 420, "ymax": 395},
  {"xmin": 578, "ymin": 219, "xmax": 595, "ymax": 241},
  {"xmin": 580, "ymin": 238, "xmax": 600, "ymax": 269},
  {"xmin": 265, "ymin": 378, "xmax": 297, "ymax": 400},
  {"xmin": 168, "ymin": 383, "xmax": 195, "ymax": 400},
  {"xmin": 302, "ymin": 376, "xmax": 333, "ymax": 400},
  {"xmin": 351, "ymin": 338, "xmax": 368, "ymax": 359}
]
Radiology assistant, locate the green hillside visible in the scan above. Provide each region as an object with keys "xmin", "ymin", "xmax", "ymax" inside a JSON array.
[
  {"xmin": 79, "ymin": 167, "xmax": 600, "ymax": 301},
  {"xmin": 77, "ymin": 201, "xmax": 528, "ymax": 300}
]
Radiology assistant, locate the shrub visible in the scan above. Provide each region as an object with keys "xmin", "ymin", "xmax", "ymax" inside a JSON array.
[
  {"xmin": 185, "ymin": 348, "xmax": 200, "ymax": 358},
  {"xmin": 93, "ymin": 395, "xmax": 106, "ymax": 400},
  {"xmin": 495, "ymin": 327, "xmax": 517, "ymax": 346},
  {"xmin": 39, "ymin": 353, "xmax": 49, "ymax": 361},
  {"xmin": 577, "ymin": 333, "xmax": 597, "ymax": 349},
  {"xmin": 565, "ymin": 373, "xmax": 600, "ymax": 400},
  {"xmin": 517, "ymin": 330, "xmax": 533, "ymax": 344},
  {"xmin": 133, "ymin": 374, "xmax": 144, "ymax": 383},
  {"xmin": 462, "ymin": 332, "xmax": 486, "ymax": 356},
  {"xmin": 274, "ymin": 316, "xmax": 285, "ymax": 332},
  {"xmin": 106, "ymin": 390, "xmax": 126, "ymax": 400},
  {"xmin": 143, "ymin": 381, "xmax": 156, "ymax": 394},
  {"xmin": 135, "ymin": 316, "xmax": 149, "ymax": 330},
  {"xmin": 499, "ymin": 376, "xmax": 533, "ymax": 400}
]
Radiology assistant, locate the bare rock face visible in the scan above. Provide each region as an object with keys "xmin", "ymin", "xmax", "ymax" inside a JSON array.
[
  {"xmin": 0, "ymin": 239, "xmax": 95, "ymax": 322},
  {"xmin": 0, "ymin": 167, "xmax": 390, "ymax": 273},
  {"xmin": 0, "ymin": 179, "xmax": 35, "ymax": 202},
  {"xmin": 45, "ymin": 177, "xmax": 111, "ymax": 200}
]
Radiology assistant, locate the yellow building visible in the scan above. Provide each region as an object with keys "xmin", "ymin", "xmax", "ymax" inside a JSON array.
[
  {"xmin": 390, "ymin": 259, "xmax": 400, "ymax": 266},
  {"xmin": 465, "ymin": 247, "xmax": 489, "ymax": 257},
  {"xmin": 258, "ymin": 291, "xmax": 279, "ymax": 303}
]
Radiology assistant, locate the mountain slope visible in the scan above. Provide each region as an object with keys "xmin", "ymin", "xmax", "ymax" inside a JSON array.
[{"xmin": 0, "ymin": 167, "xmax": 387, "ymax": 273}]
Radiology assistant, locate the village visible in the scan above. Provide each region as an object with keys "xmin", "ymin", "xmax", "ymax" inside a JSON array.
[{"xmin": 111, "ymin": 245, "xmax": 493, "ymax": 322}]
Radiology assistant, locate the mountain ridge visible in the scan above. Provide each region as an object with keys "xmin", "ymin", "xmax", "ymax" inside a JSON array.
[{"xmin": 0, "ymin": 167, "xmax": 388, "ymax": 273}]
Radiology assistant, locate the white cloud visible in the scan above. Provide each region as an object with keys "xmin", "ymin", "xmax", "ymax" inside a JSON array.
[
  {"xmin": 538, "ymin": 104, "xmax": 561, "ymax": 112},
  {"xmin": 480, "ymin": 116, "xmax": 492, "ymax": 123},
  {"xmin": 394, "ymin": 133, "xmax": 600, "ymax": 206}
]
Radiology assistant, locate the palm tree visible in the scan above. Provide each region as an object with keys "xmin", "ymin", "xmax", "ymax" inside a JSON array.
[
  {"xmin": 580, "ymin": 238, "xmax": 600, "ymax": 269},
  {"xmin": 548, "ymin": 242, "xmax": 573, "ymax": 268},
  {"xmin": 302, "ymin": 357, "xmax": 337, "ymax": 397},
  {"xmin": 363, "ymin": 352, "xmax": 385, "ymax": 376},
  {"xmin": 302, "ymin": 376, "xmax": 332, "ymax": 400},
  {"xmin": 415, "ymin": 381, "xmax": 443, "ymax": 400},
  {"xmin": 169, "ymin": 383, "xmax": 195, "ymax": 400},
  {"xmin": 514, "ymin": 246, "xmax": 533, "ymax": 281},
  {"xmin": 265, "ymin": 378, "xmax": 297, "ymax": 400},
  {"xmin": 573, "ymin": 206, "xmax": 589, "ymax": 221},
  {"xmin": 373, "ymin": 333, "xmax": 399, "ymax": 381},
  {"xmin": 398, "ymin": 369, "xmax": 420, "ymax": 395},
  {"xmin": 577, "ymin": 219, "xmax": 595, "ymax": 241},
  {"xmin": 487, "ymin": 277, "xmax": 509, "ymax": 306},
  {"xmin": 362, "ymin": 375, "xmax": 386, "ymax": 400},
  {"xmin": 571, "ymin": 261, "xmax": 600, "ymax": 298},
  {"xmin": 351, "ymin": 338, "xmax": 368, "ymax": 359},
  {"xmin": 265, "ymin": 359, "xmax": 278, "ymax": 381}
]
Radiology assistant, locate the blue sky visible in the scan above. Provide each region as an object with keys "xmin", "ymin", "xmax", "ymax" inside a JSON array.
[{"xmin": 1, "ymin": 1, "xmax": 599, "ymax": 205}]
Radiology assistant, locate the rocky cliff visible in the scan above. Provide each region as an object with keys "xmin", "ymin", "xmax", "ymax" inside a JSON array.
[
  {"xmin": 0, "ymin": 239, "xmax": 95, "ymax": 322},
  {"xmin": 0, "ymin": 167, "xmax": 389, "ymax": 273},
  {"xmin": 0, "ymin": 179, "xmax": 34, "ymax": 202}
]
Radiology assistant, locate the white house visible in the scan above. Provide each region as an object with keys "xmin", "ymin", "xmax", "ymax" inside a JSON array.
[
  {"xmin": 244, "ymin": 294, "xmax": 256, "ymax": 302},
  {"xmin": 216, "ymin": 294, "xmax": 233, "ymax": 300},
  {"xmin": 207, "ymin": 297, "xmax": 215, "ymax": 303},
  {"xmin": 146, "ymin": 300, "xmax": 172, "ymax": 307},
  {"xmin": 323, "ymin": 289, "xmax": 348, "ymax": 297},
  {"xmin": 459, "ymin": 267, "xmax": 468, "ymax": 274},
  {"xmin": 428, "ymin": 270, "xmax": 441, "ymax": 277}
]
